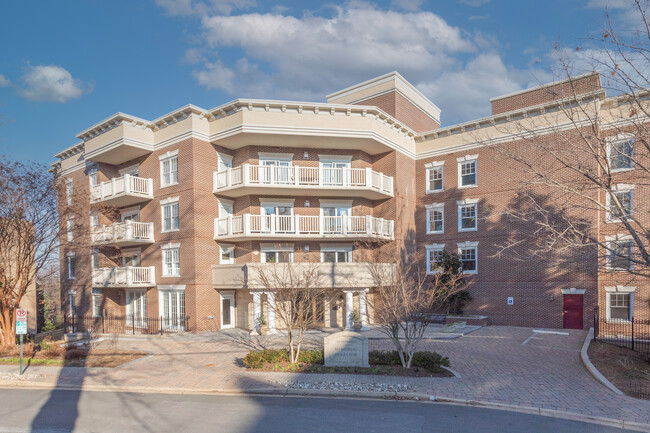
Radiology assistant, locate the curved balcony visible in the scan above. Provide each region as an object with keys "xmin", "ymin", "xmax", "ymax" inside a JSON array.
[
  {"xmin": 92, "ymin": 266, "xmax": 156, "ymax": 288},
  {"xmin": 91, "ymin": 221, "xmax": 155, "ymax": 247},
  {"xmin": 214, "ymin": 214, "xmax": 394, "ymax": 241},
  {"xmin": 90, "ymin": 174, "xmax": 153, "ymax": 207},
  {"xmin": 213, "ymin": 164, "xmax": 393, "ymax": 199}
]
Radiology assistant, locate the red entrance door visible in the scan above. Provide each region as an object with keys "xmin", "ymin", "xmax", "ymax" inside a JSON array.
[{"xmin": 563, "ymin": 295, "xmax": 584, "ymax": 329}]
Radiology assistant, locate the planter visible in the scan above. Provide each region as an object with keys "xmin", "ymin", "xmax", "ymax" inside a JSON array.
[
  {"xmin": 352, "ymin": 322, "xmax": 362, "ymax": 331},
  {"xmin": 259, "ymin": 325, "xmax": 268, "ymax": 336},
  {"xmin": 441, "ymin": 324, "xmax": 457, "ymax": 333}
]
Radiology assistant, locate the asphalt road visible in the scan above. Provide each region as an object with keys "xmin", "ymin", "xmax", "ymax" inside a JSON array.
[{"xmin": 0, "ymin": 388, "xmax": 628, "ymax": 433}]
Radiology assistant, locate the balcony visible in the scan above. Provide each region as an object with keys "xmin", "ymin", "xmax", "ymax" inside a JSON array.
[
  {"xmin": 92, "ymin": 266, "xmax": 156, "ymax": 288},
  {"xmin": 213, "ymin": 165, "xmax": 393, "ymax": 199},
  {"xmin": 90, "ymin": 175, "xmax": 153, "ymax": 207},
  {"xmin": 214, "ymin": 214, "xmax": 394, "ymax": 241},
  {"xmin": 91, "ymin": 221, "xmax": 155, "ymax": 247},
  {"xmin": 212, "ymin": 262, "xmax": 395, "ymax": 290}
]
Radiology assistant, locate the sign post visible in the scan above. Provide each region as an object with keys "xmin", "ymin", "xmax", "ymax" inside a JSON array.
[{"xmin": 15, "ymin": 309, "xmax": 27, "ymax": 375}]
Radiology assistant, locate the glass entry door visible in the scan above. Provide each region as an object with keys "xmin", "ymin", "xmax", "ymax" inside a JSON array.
[
  {"xmin": 262, "ymin": 204, "xmax": 293, "ymax": 233},
  {"xmin": 321, "ymin": 161, "xmax": 350, "ymax": 186},
  {"xmin": 221, "ymin": 294, "xmax": 235, "ymax": 329},
  {"xmin": 322, "ymin": 206, "xmax": 349, "ymax": 233},
  {"xmin": 126, "ymin": 290, "xmax": 147, "ymax": 328},
  {"xmin": 261, "ymin": 160, "xmax": 292, "ymax": 184}
]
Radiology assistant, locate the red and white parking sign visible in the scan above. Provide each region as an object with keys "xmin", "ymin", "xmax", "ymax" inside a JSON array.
[{"xmin": 16, "ymin": 309, "xmax": 27, "ymax": 320}]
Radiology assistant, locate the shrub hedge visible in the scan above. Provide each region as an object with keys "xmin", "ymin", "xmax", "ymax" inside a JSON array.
[
  {"xmin": 369, "ymin": 350, "xmax": 450, "ymax": 372},
  {"xmin": 243, "ymin": 349, "xmax": 324, "ymax": 368}
]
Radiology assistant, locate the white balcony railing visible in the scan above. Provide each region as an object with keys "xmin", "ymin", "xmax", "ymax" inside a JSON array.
[
  {"xmin": 92, "ymin": 266, "xmax": 156, "ymax": 287},
  {"xmin": 214, "ymin": 214, "xmax": 394, "ymax": 240},
  {"xmin": 91, "ymin": 221, "xmax": 155, "ymax": 245},
  {"xmin": 213, "ymin": 165, "xmax": 393, "ymax": 196},
  {"xmin": 90, "ymin": 174, "xmax": 154, "ymax": 203}
]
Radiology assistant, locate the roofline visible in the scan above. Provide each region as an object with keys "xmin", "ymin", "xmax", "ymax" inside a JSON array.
[{"xmin": 489, "ymin": 71, "xmax": 601, "ymax": 103}]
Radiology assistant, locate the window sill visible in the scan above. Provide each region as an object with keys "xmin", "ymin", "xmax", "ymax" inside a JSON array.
[
  {"xmin": 426, "ymin": 230, "xmax": 444, "ymax": 235},
  {"xmin": 458, "ymin": 228, "xmax": 478, "ymax": 232},
  {"xmin": 426, "ymin": 189, "xmax": 444, "ymax": 194},
  {"xmin": 462, "ymin": 271, "xmax": 478, "ymax": 275},
  {"xmin": 605, "ymin": 319, "xmax": 632, "ymax": 324},
  {"xmin": 610, "ymin": 167, "xmax": 634, "ymax": 174},
  {"xmin": 161, "ymin": 229, "xmax": 180, "ymax": 233},
  {"xmin": 605, "ymin": 267, "xmax": 633, "ymax": 272},
  {"xmin": 160, "ymin": 183, "xmax": 179, "ymax": 189},
  {"xmin": 162, "ymin": 274, "xmax": 181, "ymax": 278},
  {"xmin": 458, "ymin": 184, "xmax": 478, "ymax": 189}
]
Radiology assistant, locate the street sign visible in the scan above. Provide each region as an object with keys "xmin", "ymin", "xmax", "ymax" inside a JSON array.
[{"xmin": 15, "ymin": 309, "xmax": 27, "ymax": 335}]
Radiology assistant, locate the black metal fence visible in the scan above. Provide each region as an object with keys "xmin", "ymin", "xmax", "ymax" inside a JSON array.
[
  {"xmin": 629, "ymin": 383, "xmax": 650, "ymax": 401},
  {"xmin": 593, "ymin": 307, "xmax": 650, "ymax": 355},
  {"xmin": 65, "ymin": 315, "xmax": 190, "ymax": 335}
]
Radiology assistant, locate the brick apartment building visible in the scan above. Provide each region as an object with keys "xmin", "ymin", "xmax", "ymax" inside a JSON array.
[{"xmin": 52, "ymin": 71, "xmax": 649, "ymax": 333}]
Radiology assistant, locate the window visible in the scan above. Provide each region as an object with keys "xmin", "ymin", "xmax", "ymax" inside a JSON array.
[
  {"xmin": 607, "ymin": 186, "xmax": 634, "ymax": 222},
  {"xmin": 425, "ymin": 244, "xmax": 445, "ymax": 274},
  {"xmin": 159, "ymin": 289, "xmax": 185, "ymax": 330},
  {"xmin": 162, "ymin": 246, "xmax": 180, "ymax": 276},
  {"xmin": 160, "ymin": 153, "xmax": 179, "ymax": 187},
  {"xmin": 609, "ymin": 137, "xmax": 634, "ymax": 171},
  {"xmin": 122, "ymin": 252, "xmax": 141, "ymax": 267},
  {"xmin": 261, "ymin": 244, "xmax": 293, "ymax": 263},
  {"xmin": 320, "ymin": 155, "xmax": 352, "ymax": 186},
  {"xmin": 92, "ymin": 288, "xmax": 102, "ymax": 317},
  {"xmin": 65, "ymin": 179, "xmax": 73, "ymax": 206},
  {"xmin": 458, "ymin": 241, "xmax": 478, "ymax": 274},
  {"xmin": 426, "ymin": 203, "xmax": 444, "ymax": 234},
  {"xmin": 321, "ymin": 245, "xmax": 352, "ymax": 263},
  {"xmin": 609, "ymin": 293, "xmax": 631, "ymax": 321},
  {"xmin": 126, "ymin": 290, "xmax": 147, "ymax": 328},
  {"xmin": 67, "ymin": 217, "xmax": 74, "ymax": 242},
  {"xmin": 607, "ymin": 239, "xmax": 633, "ymax": 271},
  {"xmin": 220, "ymin": 245, "xmax": 234, "ymax": 264},
  {"xmin": 67, "ymin": 253, "xmax": 76, "ymax": 279},
  {"xmin": 161, "ymin": 199, "xmax": 179, "ymax": 232},
  {"xmin": 457, "ymin": 200, "xmax": 478, "ymax": 231},
  {"xmin": 89, "ymin": 171, "xmax": 98, "ymax": 187},
  {"xmin": 426, "ymin": 165, "xmax": 444, "ymax": 193},
  {"xmin": 457, "ymin": 155, "xmax": 478, "ymax": 187},
  {"xmin": 90, "ymin": 214, "xmax": 99, "ymax": 230},
  {"xmin": 68, "ymin": 292, "xmax": 76, "ymax": 317},
  {"xmin": 91, "ymin": 250, "xmax": 100, "ymax": 270}
]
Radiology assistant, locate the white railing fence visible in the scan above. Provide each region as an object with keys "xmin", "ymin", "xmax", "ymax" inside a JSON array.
[
  {"xmin": 92, "ymin": 266, "xmax": 156, "ymax": 287},
  {"xmin": 213, "ymin": 164, "xmax": 393, "ymax": 195},
  {"xmin": 91, "ymin": 221, "xmax": 154, "ymax": 244},
  {"xmin": 91, "ymin": 174, "xmax": 153, "ymax": 202}
]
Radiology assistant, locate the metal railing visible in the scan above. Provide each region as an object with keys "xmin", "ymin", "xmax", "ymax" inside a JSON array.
[
  {"xmin": 91, "ymin": 221, "xmax": 154, "ymax": 245},
  {"xmin": 92, "ymin": 266, "xmax": 156, "ymax": 287},
  {"xmin": 214, "ymin": 214, "xmax": 394, "ymax": 239},
  {"xmin": 90, "ymin": 174, "xmax": 154, "ymax": 203},
  {"xmin": 65, "ymin": 314, "xmax": 189, "ymax": 335},
  {"xmin": 213, "ymin": 164, "xmax": 393, "ymax": 195},
  {"xmin": 593, "ymin": 306, "xmax": 650, "ymax": 354}
]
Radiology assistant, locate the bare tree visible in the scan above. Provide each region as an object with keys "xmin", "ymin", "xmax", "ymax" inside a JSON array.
[
  {"xmin": 368, "ymin": 248, "xmax": 466, "ymax": 369},
  {"xmin": 480, "ymin": 1, "xmax": 650, "ymax": 278},
  {"xmin": 0, "ymin": 160, "xmax": 85, "ymax": 345},
  {"xmin": 253, "ymin": 262, "xmax": 329, "ymax": 363}
]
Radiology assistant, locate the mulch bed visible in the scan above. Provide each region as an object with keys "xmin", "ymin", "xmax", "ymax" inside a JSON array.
[
  {"xmin": 0, "ymin": 345, "xmax": 149, "ymax": 368},
  {"xmin": 248, "ymin": 362, "xmax": 454, "ymax": 377},
  {"xmin": 588, "ymin": 341, "xmax": 650, "ymax": 398}
]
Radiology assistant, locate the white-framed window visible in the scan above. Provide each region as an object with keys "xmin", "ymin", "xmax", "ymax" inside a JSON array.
[
  {"xmin": 159, "ymin": 286, "xmax": 186, "ymax": 330},
  {"xmin": 218, "ymin": 153, "xmax": 233, "ymax": 172},
  {"xmin": 425, "ymin": 161, "xmax": 444, "ymax": 193},
  {"xmin": 259, "ymin": 152, "xmax": 294, "ymax": 184},
  {"xmin": 91, "ymin": 249, "xmax": 100, "ymax": 270},
  {"xmin": 425, "ymin": 203, "xmax": 444, "ymax": 234},
  {"xmin": 606, "ymin": 237, "xmax": 633, "ymax": 271},
  {"xmin": 608, "ymin": 136, "xmax": 634, "ymax": 171},
  {"xmin": 458, "ymin": 241, "xmax": 478, "ymax": 274},
  {"xmin": 65, "ymin": 178, "xmax": 73, "ymax": 206},
  {"xmin": 126, "ymin": 289, "xmax": 147, "ymax": 328},
  {"xmin": 319, "ymin": 154, "xmax": 352, "ymax": 186},
  {"xmin": 425, "ymin": 243, "xmax": 445, "ymax": 274},
  {"xmin": 321, "ymin": 244, "xmax": 352, "ymax": 263},
  {"xmin": 457, "ymin": 155, "xmax": 478, "ymax": 188},
  {"xmin": 162, "ymin": 244, "xmax": 181, "ymax": 277},
  {"xmin": 220, "ymin": 244, "xmax": 234, "ymax": 264},
  {"xmin": 261, "ymin": 243, "xmax": 293, "ymax": 263},
  {"xmin": 160, "ymin": 150, "xmax": 179, "ymax": 187},
  {"xmin": 66, "ymin": 253, "xmax": 76, "ymax": 279},
  {"xmin": 122, "ymin": 248, "xmax": 141, "ymax": 267},
  {"xmin": 320, "ymin": 199, "xmax": 352, "ymax": 234},
  {"xmin": 92, "ymin": 288, "xmax": 102, "ymax": 317},
  {"xmin": 68, "ymin": 291, "xmax": 76, "ymax": 317},
  {"xmin": 88, "ymin": 170, "xmax": 98, "ymax": 187},
  {"xmin": 67, "ymin": 217, "xmax": 74, "ymax": 242},
  {"xmin": 605, "ymin": 286, "xmax": 635, "ymax": 321},
  {"xmin": 457, "ymin": 199, "xmax": 478, "ymax": 231},
  {"xmin": 161, "ymin": 197, "xmax": 180, "ymax": 232},
  {"xmin": 261, "ymin": 198, "xmax": 295, "ymax": 233},
  {"xmin": 606, "ymin": 185, "xmax": 634, "ymax": 222},
  {"xmin": 90, "ymin": 213, "xmax": 99, "ymax": 230}
]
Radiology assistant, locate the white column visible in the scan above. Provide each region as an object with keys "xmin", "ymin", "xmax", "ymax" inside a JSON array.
[
  {"xmin": 344, "ymin": 291, "xmax": 354, "ymax": 330},
  {"xmin": 251, "ymin": 291, "xmax": 261, "ymax": 335},
  {"xmin": 267, "ymin": 291, "xmax": 277, "ymax": 334},
  {"xmin": 359, "ymin": 289, "xmax": 369, "ymax": 330}
]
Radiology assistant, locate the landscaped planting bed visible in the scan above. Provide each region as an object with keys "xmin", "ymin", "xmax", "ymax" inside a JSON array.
[
  {"xmin": 243, "ymin": 349, "xmax": 454, "ymax": 377},
  {"xmin": 0, "ymin": 339, "xmax": 149, "ymax": 368},
  {"xmin": 588, "ymin": 341, "xmax": 650, "ymax": 399}
]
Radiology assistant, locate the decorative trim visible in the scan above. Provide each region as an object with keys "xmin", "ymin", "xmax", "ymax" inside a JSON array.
[
  {"xmin": 426, "ymin": 243, "xmax": 445, "ymax": 249},
  {"xmin": 457, "ymin": 241, "xmax": 479, "ymax": 248},
  {"xmin": 560, "ymin": 288, "xmax": 586, "ymax": 295},
  {"xmin": 319, "ymin": 199, "xmax": 353, "ymax": 207},
  {"xmin": 424, "ymin": 160, "xmax": 444, "ymax": 168},
  {"xmin": 604, "ymin": 285, "xmax": 636, "ymax": 293},
  {"xmin": 425, "ymin": 202, "xmax": 444, "ymax": 209},
  {"xmin": 456, "ymin": 198, "xmax": 479, "ymax": 205},
  {"xmin": 158, "ymin": 149, "xmax": 179, "ymax": 160},
  {"xmin": 160, "ymin": 196, "xmax": 179, "ymax": 205},
  {"xmin": 158, "ymin": 285, "xmax": 186, "ymax": 292},
  {"xmin": 258, "ymin": 152, "xmax": 294, "ymax": 161},
  {"xmin": 161, "ymin": 242, "xmax": 181, "ymax": 250},
  {"xmin": 260, "ymin": 198, "xmax": 295, "ymax": 206},
  {"xmin": 457, "ymin": 154, "xmax": 478, "ymax": 162},
  {"xmin": 260, "ymin": 243, "xmax": 294, "ymax": 250},
  {"xmin": 318, "ymin": 154, "xmax": 352, "ymax": 162}
]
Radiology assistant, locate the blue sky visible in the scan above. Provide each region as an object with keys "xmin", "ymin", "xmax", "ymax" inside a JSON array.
[{"xmin": 0, "ymin": 0, "xmax": 636, "ymax": 165}]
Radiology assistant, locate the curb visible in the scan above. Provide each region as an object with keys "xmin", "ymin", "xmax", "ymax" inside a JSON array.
[
  {"xmin": 580, "ymin": 328, "xmax": 624, "ymax": 395},
  {"xmin": 1, "ymin": 380, "xmax": 648, "ymax": 431}
]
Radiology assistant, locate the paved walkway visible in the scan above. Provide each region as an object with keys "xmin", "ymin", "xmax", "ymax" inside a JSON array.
[{"xmin": 1, "ymin": 326, "xmax": 649, "ymax": 426}]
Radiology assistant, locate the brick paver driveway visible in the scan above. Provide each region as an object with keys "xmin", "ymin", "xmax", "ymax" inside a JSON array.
[{"xmin": 2, "ymin": 326, "xmax": 649, "ymax": 425}]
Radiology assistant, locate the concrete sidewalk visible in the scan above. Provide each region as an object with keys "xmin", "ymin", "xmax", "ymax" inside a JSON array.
[{"xmin": 1, "ymin": 326, "xmax": 649, "ymax": 430}]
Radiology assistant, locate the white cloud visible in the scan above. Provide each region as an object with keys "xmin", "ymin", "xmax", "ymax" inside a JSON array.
[
  {"xmin": 0, "ymin": 74, "xmax": 10, "ymax": 87},
  {"xmin": 156, "ymin": 0, "xmax": 255, "ymax": 16},
  {"xmin": 19, "ymin": 65, "xmax": 91, "ymax": 103},
  {"xmin": 587, "ymin": 0, "xmax": 648, "ymax": 27},
  {"xmin": 459, "ymin": 0, "xmax": 491, "ymax": 6}
]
